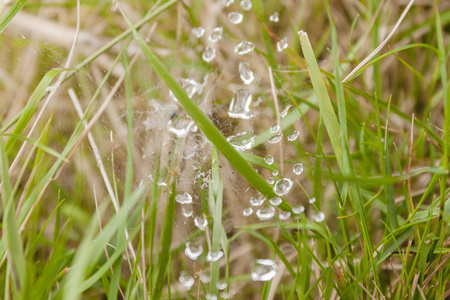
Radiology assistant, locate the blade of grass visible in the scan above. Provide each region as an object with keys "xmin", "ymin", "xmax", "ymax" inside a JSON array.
[{"xmin": 0, "ymin": 0, "xmax": 27, "ymax": 34}]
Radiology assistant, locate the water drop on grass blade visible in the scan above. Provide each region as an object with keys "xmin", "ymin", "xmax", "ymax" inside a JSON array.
[
  {"xmin": 175, "ymin": 192, "xmax": 193, "ymax": 204},
  {"xmin": 250, "ymin": 195, "xmax": 265, "ymax": 206},
  {"xmin": 179, "ymin": 271, "xmax": 195, "ymax": 290},
  {"xmin": 270, "ymin": 123, "xmax": 280, "ymax": 133},
  {"xmin": 276, "ymin": 38, "xmax": 288, "ymax": 52},
  {"xmin": 216, "ymin": 280, "xmax": 227, "ymax": 290},
  {"xmin": 238, "ymin": 62, "xmax": 254, "ymax": 84},
  {"xmin": 280, "ymin": 105, "xmax": 291, "ymax": 117},
  {"xmin": 167, "ymin": 116, "xmax": 195, "ymax": 138},
  {"xmin": 273, "ymin": 178, "xmax": 293, "ymax": 196},
  {"xmin": 292, "ymin": 205, "xmax": 305, "ymax": 214},
  {"xmin": 182, "ymin": 206, "xmax": 193, "ymax": 217},
  {"xmin": 202, "ymin": 46, "xmax": 216, "ymax": 62},
  {"xmin": 194, "ymin": 215, "xmax": 208, "ymax": 230},
  {"xmin": 293, "ymin": 163, "xmax": 303, "ymax": 175},
  {"xmin": 228, "ymin": 12, "xmax": 243, "ymax": 24},
  {"xmin": 269, "ymin": 196, "xmax": 282, "ymax": 206},
  {"xmin": 243, "ymin": 207, "xmax": 253, "ymax": 216},
  {"xmin": 234, "ymin": 41, "xmax": 255, "ymax": 55},
  {"xmin": 256, "ymin": 206, "xmax": 275, "ymax": 220},
  {"xmin": 251, "ymin": 259, "xmax": 277, "ymax": 281},
  {"xmin": 313, "ymin": 211, "xmax": 325, "ymax": 222},
  {"xmin": 264, "ymin": 155, "xmax": 274, "ymax": 165},
  {"xmin": 272, "ymin": 170, "xmax": 278, "ymax": 176},
  {"xmin": 200, "ymin": 272, "xmax": 211, "ymax": 283},
  {"xmin": 240, "ymin": 0, "xmax": 252, "ymax": 10},
  {"xmin": 269, "ymin": 12, "xmax": 279, "ymax": 22},
  {"xmin": 268, "ymin": 133, "xmax": 282, "ymax": 144},
  {"xmin": 309, "ymin": 197, "xmax": 316, "ymax": 204},
  {"xmin": 192, "ymin": 27, "xmax": 205, "ymax": 38},
  {"xmin": 223, "ymin": 0, "xmax": 234, "ymax": 7},
  {"xmin": 279, "ymin": 211, "xmax": 291, "ymax": 220},
  {"xmin": 226, "ymin": 131, "xmax": 255, "ymax": 151},
  {"xmin": 267, "ymin": 177, "xmax": 274, "ymax": 184},
  {"xmin": 209, "ymin": 27, "xmax": 223, "ymax": 43},
  {"xmin": 228, "ymin": 89, "xmax": 253, "ymax": 119},
  {"xmin": 206, "ymin": 250, "xmax": 224, "ymax": 262},
  {"xmin": 185, "ymin": 241, "xmax": 203, "ymax": 260},
  {"xmin": 288, "ymin": 130, "xmax": 299, "ymax": 141}
]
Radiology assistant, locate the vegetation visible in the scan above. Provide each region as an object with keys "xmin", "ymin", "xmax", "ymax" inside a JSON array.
[{"xmin": 0, "ymin": 0, "xmax": 449, "ymax": 299}]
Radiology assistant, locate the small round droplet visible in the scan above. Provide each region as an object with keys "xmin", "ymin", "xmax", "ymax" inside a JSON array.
[
  {"xmin": 240, "ymin": 0, "xmax": 252, "ymax": 10},
  {"xmin": 276, "ymin": 38, "xmax": 288, "ymax": 52},
  {"xmin": 209, "ymin": 27, "xmax": 223, "ymax": 43},
  {"xmin": 313, "ymin": 211, "xmax": 325, "ymax": 222},
  {"xmin": 223, "ymin": 0, "xmax": 234, "ymax": 7},
  {"xmin": 192, "ymin": 27, "xmax": 205, "ymax": 38},
  {"xmin": 206, "ymin": 250, "xmax": 224, "ymax": 262},
  {"xmin": 309, "ymin": 197, "xmax": 316, "ymax": 204},
  {"xmin": 194, "ymin": 215, "xmax": 208, "ymax": 231},
  {"xmin": 272, "ymin": 170, "xmax": 278, "ymax": 176},
  {"xmin": 256, "ymin": 206, "xmax": 275, "ymax": 220},
  {"xmin": 185, "ymin": 240, "xmax": 203, "ymax": 260},
  {"xmin": 267, "ymin": 177, "xmax": 274, "ymax": 184},
  {"xmin": 288, "ymin": 130, "xmax": 299, "ymax": 141},
  {"xmin": 270, "ymin": 123, "xmax": 280, "ymax": 133},
  {"xmin": 269, "ymin": 12, "xmax": 279, "ymax": 22},
  {"xmin": 228, "ymin": 12, "xmax": 243, "ymax": 24},
  {"xmin": 239, "ymin": 62, "xmax": 254, "ymax": 84},
  {"xmin": 202, "ymin": 46, "xmax": 216, "ymax": 62},
  {"xmin": 273, "ymin": 178, "xmax": 293, "ymax": 196},
  {"xmin": 279, "ymin": 211, "xmax": 291, "ymax": 220},
  {"xmin": 293, "ymin": 163, "xmax": 303, "ymax": 175},
  {"xmin": 243, "ymin": 207, "xmax": 253, "ymax": 216},
  {"xmin": 269, "ymin": 196, "xmax": 282, "ymax": 206},
  {"xmin": 182, "ymin": 206, "xmax": 193, "ymax": 217},
  {"xmin": 251, "ymin": 259, "xmax": 277, "ymax": 281},
  {"xmin": 179, "ymin": 271, "xmax": 195, "ymax": 290},
  {"xmin": 228, "ymin": 89, "xmax": 253, "ymax": 119},
  {"xmin": 216, "ymin": 280, "xmax": 227, "ymax": 290},
  {"xmin": 292, "ymin": 205, "xmax": 305, "ymax": 214},
  {"xmin": 234, "ymin": 41, "xmax": 255, "ymax": 55},
  {"xmin": 205, "ymin": 293, "xmax": 217, "ymax": 300},
  {"xmin": 280, "ymin": 105, "xmax": 291, "ymax": 117},
  {"xmin": 264, "ymin": 155, "xmax": 274, "ymax": 165},
  {"xmin": 175, "ymin": 192, "xmax": 193, "ymax": 204},
  {"xmin": 200, "ymin": 272, "xmax": 211, "ymax": 283},
  {"xmin": 250, "ymin": 195, "xmax": 265, "ymax": 206},
  {"xmin": 268, "ymin": 134, "xmax": 282, "ymax": 144},
  {"xmin": 227, "ymin": 131, "xmax": 255, "ymax": 151}
]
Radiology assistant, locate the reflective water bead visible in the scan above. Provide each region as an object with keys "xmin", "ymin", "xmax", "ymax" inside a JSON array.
[
  {"xmin": 256, "ymin": 206, "xmax": 275, "ymax": 220},
  {"xmin": 250, "ymin": 195, "xmax": 265, "ymax": 206},
  {"xmin": 243, "ymin": 207, "xmax": 253, "ymax": 216},
  {"xmin": 228, "ymin": 89, "xmax": 253, "ymax": 119},
  {"xmin": 206, "ymin": 250, "xmax": 224, "ymax": 262},
  {"xmin": 179, "ymin": 271, "xmax": 195, "ymax": 290},
  {"xmin": 209, "ymin": 27, "xmax": 223, "ymax": 43},
  {"xmin": 226, "ymin": 131, "xmax": 254, "ymax": 151},
  {"xmin": 276, "ymin": 38, "xmax": 288, "ymax": 52},
  {"xmin": 313, "ymin": 211, "xmax": 325, "ymax": 222},
  {"xmin": 272, "ymin": 170, "xmax": 278, "ymax": 176},
  {"xmin": 216, "ymin": 280, "xmax": 227, "ymax": 290},
  {"xmin": 251, "ymin": 259, "xmax": 277, "ymax": 281},
  {"xmin": 267, "ymin": 177, "xmax": 274, "ymax": 184},
  {"xmin": 191, "ymin": 26, "xmax": 205, "ymax": 38},
  {"xmin": 287, "ymin": 130, "xmax": 299, "ymax": 141},
  {"xmin": 202, "ymin": 46, "xmax": 216, "ymax": 62},
  {"xmin": 264, "ymin": 155, "xmax": 274, "ymax": 165},
  {"xmin": 175, "ymin": 192, "xmax": 193, "ymax": 204},
  {"xmin": 167, "ymin": 116, "xmax": 195, "ymax": 138},
  {"xmin": 185, "ymin": 240, "xmax": 203, "ymax": 260},
  {"xmin": 234, "ymin": 41, "xmax": 255, "ymax": 55},
  {"xmin": 223, "ymin": 0, "xmax": 234, "ymax": 6},
  {"xmin": 270, "ymin": 123, "xmax": 280, "ymax": 133},
  {"xmin": 228, "ymin": 12, "xmax": 243, "ymax": 24},
  {"xmin": 293, "ymin": 163, "xmax": 304, "ymax": 175},
  {"xmin": 238, "ymin": 62, "xmax": 254, "ymax": 84},
  {"xmin": 268, "ymin": 133, "xmax": 282, "ymax": 144},
  {"xmin": 205, "ymin": 294, "xmax": 217, "ymax": 300},
  {"xmin": 169, "ymin": 78, "xmax": 203, "ymax": 102},
  {"xmin": 240, "ymin": 0, "xmax": 252, "ymax": 10},
  {"xmin": 182, "ymin": 206, "xmax": 193, "ymax": 217},
  {"xmin": 309, "ymin": 197, "xmax": 316, "ymax": 204},
  {"xmin": 194, "ymin": 215, "xmax": 208, "ymax": 230},
  {"xmin": 280, "ymin": 105, "xmax": 291, "ymax": 117},
  {"xmin": 269, "ymin": 196, "xmax": 282, "ymax": 206},
  {"xmin": 279, "ymin": 211, "xmax": 291, "ymax": 220},
  {"xmin": 273, "ymin": 178, "xmax": 293, "ymax": 196},
  {"xmin": 269, "ymin": 12, "xmax": 279, "ymax": 22},
  {"xmin": 200, "ymin": 272, "xmax": 211, "ymax": 283},
  {"xmin": 292, "ymin": 205, "xmax": 305, "ymax": 214}
]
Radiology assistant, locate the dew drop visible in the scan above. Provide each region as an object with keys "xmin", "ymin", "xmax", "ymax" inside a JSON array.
[
  {"xmin": 251, "ymin": 259, "xmax": 277, "ymax": 281},
  {"xmin": 234, "ymin": 41, "xmax": 255, "ymax": 55},
  {"xmin": 293, "ymin": 163, "xmax": 303, "ymax": 175},
  {"xmin": 256, "ymin": 206, "xmax": 275, "ymax": 220},
  {"xmin": 202, "ymin": 46, "xmax": 216, "ymax": 62},
  {"xmin": 240, "ymin": 0, "xmax": 252, "ymax": 10},
  {"xmin": 179, "ymin": 271, "xmax": 195, "ymax": 290},
  {"xmin": 205, "ymin": 294, "xmax": 217, "ymax": 300},
  {"xmin": 216, "ymin": 280, "xmax": 227, "ymax": 290},
  {"xmin": 223, "ymin": 0, "xmax": 234, "ymax": 7},
  {"xmin": 280, "ymin": 105, "xmax": 291, "ymax": 117},
  {"xmin": 226, "ymin": 131, "xmax": 254, "ymax": 151},
  {"xmin": 243, "ymin": 207, "xmax": 253, "ymax": 216},
  {"xmin": 175, "ymin": 192, "xmax": 193, "ymax": 204},
  {"xmin": 287, "ymin": 130, "xmax": 299, "ymax": 141},
  {"xmin": 167, "ymin": 116, "xmax": 195, "ymax": 138},
  {"xmin": 192, "ymin": 26, "xmax": 205, "ymax": 38},
  {"xmin": 169, "ymin": 78, "xmax": 203, "ymax": 101},
  {"xmin": 200, "ymin": 272, "xmax": 211, "ymax": 283},
  {"xmin": 45, "ymin": 85, "xmax": 57, "ymax": 92},
  {"xmin": 264, "ymin": 155, "xmax": 274, "ymax": 165},
  {"xmin": 313, "ymin": 211, "xmax": 325, "ymax": 222},
  {"xmin": 228, "ymin": 12, "xmax": 243, "ymax": 24},
  {"xmin": 279, "ymin": 211, "xmax": 291, "ymax": 220},
  {"xmin": 309, "ymin": 197, "xmax": 316, "ymax": 204},
  {"xmin": 182, "ymin": 206, "xmax": 193, "ymax": 218},
  {"xmin": 273, "ymin": 178, "xmax": 293, "ymax": 196},
  {"xmin": 292, "ymin": 205, "xmax": 305, "ymax": 214},
  {"xmin": 185, "ymin": 240, "xmax": 203, "ymax": 260},
  {"xmin": 267, "ymin": 177, "xmax": 274, "ymax": 184},
  {"xmin": 206, "ymin": 250, "xmax": 224, "ymax": 262},
  {"xmin": 194, "ymin": 215, "xmax": 208, "ymax": 231},
  {"xmin": 209, "ymin": 27, "xmax": 223, "ymax": 43},
  {"xmin": 272, "ymin": 170, "xmax": 278, "ymax": 176},
  {"xmin": 250, "ymin": 195, "xmax": 266, "ymax": 206},
  {"xmin": 228, "ymin": 89, "xmax": 253, "ymax": 119},
  {"xmin": 238, "ymin": 62, "xmax": 254, "ymax": 84},
  {"xmin": 270, "ymin": 123, "xmax": 280, "ymax": 133},
  {"xmin": 276, "ymin": 38, "xmax": 288, "ymax": 52},
  {"xmin": 268, "ymin": 133, "xmax": 282, "ymax": 144},
  {"xmin": 269, "ymin": 12, "xmax": 279, "ymax": 22},
  {"xmin": 220, "ymin": 292, "xmax": 231, "ymax": 299},
  {"xmin": 253, "ymin": 96, "xmax": 263, "ymax": 106},
  {"xmin": 269, "ymin": 196, "xmax": 282, "ymax": 206}
]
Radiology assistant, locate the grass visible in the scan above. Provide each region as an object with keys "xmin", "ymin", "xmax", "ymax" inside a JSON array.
[{"xmin": 0, "ymin": 0, "xmax": 450, "ymax": 299}]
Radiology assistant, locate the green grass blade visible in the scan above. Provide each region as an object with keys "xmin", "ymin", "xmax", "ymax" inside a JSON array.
[{"xmin": 0, "ymin": 0, "xmax": 27, "ymax": 34}]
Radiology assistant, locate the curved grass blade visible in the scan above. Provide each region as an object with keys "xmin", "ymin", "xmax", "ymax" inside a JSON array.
[{"xmin": 0, "ymin": 0, "xmax": 27, "ymax": 34}]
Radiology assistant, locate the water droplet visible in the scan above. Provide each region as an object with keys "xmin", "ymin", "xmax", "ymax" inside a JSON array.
[
  {"xmin": 200, "ymin": 272, "xmax": 211, "ymax": 283},
  {"xmin": 253, "ymin": 96, "xmax": 263, "ymax": 106},
  {"xmin": 280, "ymin": 105, "xmax": 291, "ymax": 117},
  {"xmin": 309, "ymin": 197, "xmax": 316, "ymax": 204},
  {"xmin": 243, "ymin": 207, "xmax": 253, "ymax": 216},
  {"xmin": 175, "ymin": 192, "xmax": 193, "ymax": 204},
  {"xmin": 228, "ymin": 89, "xmax": 253, "ymax": 119},
  {"xmin": 167, "ymin": 116, "xmax": 195, "ymax": 138},
  {"xmin": 313, "ymin": 211, "xmax": 325, "ymax": 222},
  {"xmin": 250, "ymin": 195, "xmax": 265, "ymax": 206},
  {"xmin": 276, "ymin": 38, "xmax": 288, "ymax": 52},
  {"xmin": 226, "ymin": 131, "xmax": 254, "ymax": 151},
  {"xmin": 194, "ymin": 215, "xmax": 208, "ymax": 230},
  {"xmin": 251, "ymin": 259, "xmax": 277, "ymax": 281},
  {"xmin": 264, "ymin": 155, "xmax": 274, "ymax": 165},
  {"xmin": 170, "ymin": 78, "xmax": 203, "ymax": 102},
  {"xmin": 270, "ymin": 123, "xmax": 280, "ymax": 133},
  {"xmin": 256, "ymin": 206, "xmax": 275, "ymax": 220},
  {"xmin": 293, "ymin": 163, "xmax": 303, "ymax": 175},
  {"xmin": 240, "ymin": 0, "xmax": 252, "ymax": 10},
  {"xmin": 179, "ymin": 271, "xmax": 195, "ymax": 290},
  {"xmin": 223, "ymin": 0, "xmax": 234, "ymax": 7},
  {"xmin": 272, "ymin": 170, "xmax": 278, "ymax": 176},
  {"xmin": 268, "ymin": 133, "xmax": 282, "ymax": 144},
  {"xmin": 185, "ymin": 240, "xmax": 203, "ymax": 260},
  {"xmin": 273, "ymin": 178, "xmax": 293, "ymax": 196},
  {"xmin": 292, "ymin": 205, "xmax": 305, "ymax": 214},
  {"xmin": 209, "ymin": 27, "xmax": 223, "ymax": 43},
  {"xmin": 220, "ymin": 292, "xmax": 231, "ymax": 299},
  {"xmin": 205, "ymin": 294, "xmax": 217, "ymax": 300},
  {"xmin": 45, "ymin": 85, "xmax": 57, "ymax": 92},
  {"xmin": 202, "ymin": 46, "xmax": 216, "ymax": 62},
  {"xmin": 206, "ymin": 250, "xmax": 224, "ymax": 262},
  {"xmin": 182, "ymin": 206, "xmax": 193, "ymax": 217},
  {"xmin": 234, "ymin": 41, "xmax": 255, "ymax": 55},
  {"xmin": 269, "ymin": 12, "xmax": 279, "ymax": 22},
  {"xmin": 216, "ymin": 280, "xmax": 227, "ymax": 290},
  {"xmin": 269, "ymin": 196, "xmax": 282, "ymax": 206},
  {"xmin": 228, "ymin": 12, "xmax": 243, "ymax": 24},
  {"xmin": 238, "ymin": 62, "xmax": 254, "ymax": 84},
  {"xmin": 267, "ymin": 177, "xmax": 274, "ymax": 184},
  {"xmin": 192, "ymin": 26, "xmax": 205, "ymax": 38},
  {"xmin": 279, "ymin": 211, "xmax": 291, "ymax": 220},
  {"xmin": 287, "ymin": 130, "xmax": 299, "ymax": 141}
]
